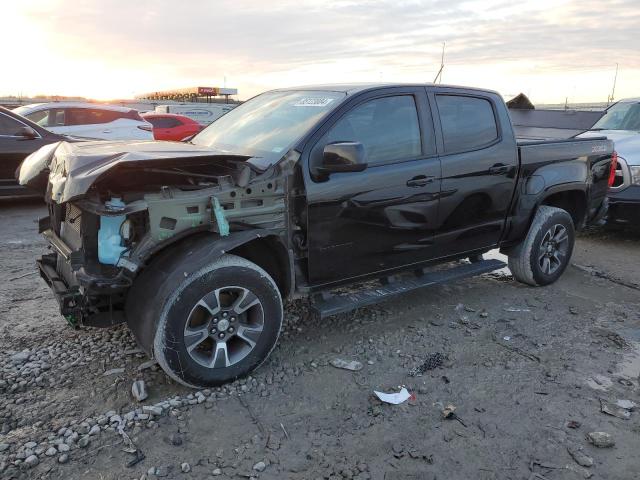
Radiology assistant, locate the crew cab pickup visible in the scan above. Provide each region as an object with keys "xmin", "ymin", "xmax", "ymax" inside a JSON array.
[{"xmin": 19, "ymin": 83, "xmax": 616, "ymax": 387}]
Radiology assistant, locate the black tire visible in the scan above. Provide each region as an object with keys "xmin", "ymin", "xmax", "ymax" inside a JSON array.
[
  {"xmin": 507, "ymin": 206, "xmax": 575, "ymax": 286},
  {"xmin": 143, "ymin": 253, "xmax": 282, "ymax": 388}
]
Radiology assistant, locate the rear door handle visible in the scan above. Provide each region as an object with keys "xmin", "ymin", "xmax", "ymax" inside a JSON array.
[
  {"xmin": 489, "ymin": 164, "xmax": 510, "ymax": 175},
  {"xmin": 406, "ymin": 175, "xmax": 436, "ymax": 187}
]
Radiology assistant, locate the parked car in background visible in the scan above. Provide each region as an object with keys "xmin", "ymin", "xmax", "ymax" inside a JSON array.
[
  {"xmin": 579, "ymin": 98, "xmax": 640, "ymax": 225},
  {"xmin": 142, "ymin": 113, "xmax": 203, "ymax": 141},
  {"xmin": 13, "ymin": 103, "xmax": 153, "ymax": 141},
  {"xmin": 154, "ymin": 103, "xmax": 236, "ymax": 125},
  {"xmin": 0, "ymin": 106, "xmax": 68, "ymax": 197}
]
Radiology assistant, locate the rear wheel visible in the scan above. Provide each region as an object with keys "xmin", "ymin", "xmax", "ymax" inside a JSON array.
[
  {"xmin": 508, "ymin": 206, "xmax": 575, "ymax": 286},
  {"xmin": 151, "ymin": 254, "xmax": 283, "ymax": 387}
]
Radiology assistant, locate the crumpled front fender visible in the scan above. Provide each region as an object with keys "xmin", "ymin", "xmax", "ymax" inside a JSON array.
[{"xmin": 17, "ymin": 142, "xmax": 62, "ymax": 193}]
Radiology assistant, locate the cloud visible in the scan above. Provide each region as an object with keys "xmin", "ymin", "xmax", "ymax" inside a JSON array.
[{"xmin": 5, "ymin": 0, "xmax": 640, "ymax": 102}]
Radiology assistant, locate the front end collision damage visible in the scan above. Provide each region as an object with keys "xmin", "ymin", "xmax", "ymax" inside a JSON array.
[{"xmin": 28, "ymin": 141, "xmax": 293, "ymax": 327}]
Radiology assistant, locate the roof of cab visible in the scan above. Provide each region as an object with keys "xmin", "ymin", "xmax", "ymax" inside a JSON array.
[{"xmin": 272, "ymin": 82, "xmax": 500, "ymax": 96}]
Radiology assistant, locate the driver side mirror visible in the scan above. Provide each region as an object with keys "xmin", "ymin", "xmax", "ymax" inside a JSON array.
[
  {"xmin": 317, "ymin": 142, "xmax": 367, "ymax": 177},
  {"xmin": 15, "ymin": 126, "xmax": 38, "ymax": 139}
]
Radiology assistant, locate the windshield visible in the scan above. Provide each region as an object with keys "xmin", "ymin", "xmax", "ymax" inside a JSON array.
[
  {"xmin": 191, "ymin": 90, "xmax": 345, "ymax": 169},
  {"xmin": 592, "ymin": 101, "xmax": 640, "ymax": 131},
  {"xmin": 13, "ymin": 106, "xmax": 30, "ymax": 116}
]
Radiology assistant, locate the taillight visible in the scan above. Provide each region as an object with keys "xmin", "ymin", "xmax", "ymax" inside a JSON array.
[
  {"xmin": 608, "ymin": 151, "xmax": 618, "ymax": 188},
  {"xmin": 138, "ymin": 125, "xmax": 153, "ymax": 132}
]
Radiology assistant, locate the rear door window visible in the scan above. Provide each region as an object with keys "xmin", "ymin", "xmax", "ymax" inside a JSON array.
[
  {"xmin": 66, "ymin": 109, "xmax": 93, "ymax": 125},
  {"xmin": 436, "ymin": 95, "xmax": 498, "ymax": 153},
  {"xmin": 88, "ymin": 109, "xmax": 123, "ymax": 124},
  {"xmin": 66, "ymin": 108, "xmax": 124, "ymax": 125}
]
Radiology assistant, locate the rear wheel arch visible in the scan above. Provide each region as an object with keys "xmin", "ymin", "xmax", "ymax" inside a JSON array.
[
  {"xmin": 538, "ymin": 188, "xmax": 587, "ymax": 228},
  {"xmin": 507, "ymin": 205, "xmax": 575, "ymax": 286}
]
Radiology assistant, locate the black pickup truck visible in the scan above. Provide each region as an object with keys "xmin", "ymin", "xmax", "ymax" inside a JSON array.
[{"xmin": 19, "ymin": 83, "xmax": 615, "ymax": 387}]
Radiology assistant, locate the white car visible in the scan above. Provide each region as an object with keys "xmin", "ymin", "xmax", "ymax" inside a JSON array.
[
  {"xmin": 155, "ymin": 103, "xmax": 236, "ymax": 125},
  {"xmin": 13, "ymin": 102, "xmax": 153, "ymax": 140}
]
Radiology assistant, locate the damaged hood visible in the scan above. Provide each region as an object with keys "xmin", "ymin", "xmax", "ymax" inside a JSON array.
[{"xmin": 19, "ymin": 140, "xmax": 253, "ymax": 203}]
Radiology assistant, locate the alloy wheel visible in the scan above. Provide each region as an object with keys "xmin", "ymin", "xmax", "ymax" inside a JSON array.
[
  {"xmin": 183, "ymin": 286, "xmax": 264, "ymax": 368},
  {"xmin": 538, "ymin": 224, "xmax": 569, "ymax": 275}
]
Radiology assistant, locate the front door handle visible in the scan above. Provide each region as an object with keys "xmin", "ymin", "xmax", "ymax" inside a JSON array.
[
  {"xmin": 406, "ymin": 175, "xmax": 435, "ymax": 187},
  {"xmin": 489, "ymin": 164, "xmax": 510, "ymax": 175}
]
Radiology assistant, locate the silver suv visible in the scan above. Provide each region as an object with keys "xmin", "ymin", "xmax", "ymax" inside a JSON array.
[{"xmin": 580, "ymin": 99, "xmax": 640, "ymax": 225}]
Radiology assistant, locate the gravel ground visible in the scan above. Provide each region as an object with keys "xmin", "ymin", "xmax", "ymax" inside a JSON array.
[{"xmin": 1, "ymin": 199, "xmax": 639, "ymax": 480}]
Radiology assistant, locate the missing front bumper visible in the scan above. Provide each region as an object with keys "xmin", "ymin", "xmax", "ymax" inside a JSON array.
[{"xmin": 37, "ymin": 253, "xmax": 82, "ymax": 317}]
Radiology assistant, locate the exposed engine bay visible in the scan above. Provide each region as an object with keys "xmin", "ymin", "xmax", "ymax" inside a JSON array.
[{"xmin": 19, "ymin": 140, "xmax": 291, "ymax": 327}]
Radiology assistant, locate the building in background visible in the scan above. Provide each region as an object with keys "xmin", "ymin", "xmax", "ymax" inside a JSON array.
[{"xmin": 135, "ymin": 86, "xmax": 239, "ymax": 104}]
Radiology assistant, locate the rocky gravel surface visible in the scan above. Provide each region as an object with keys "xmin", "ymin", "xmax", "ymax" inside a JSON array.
[{"xmin": 1, "ymin": 200, "xmax": 639, "ymax": 480}]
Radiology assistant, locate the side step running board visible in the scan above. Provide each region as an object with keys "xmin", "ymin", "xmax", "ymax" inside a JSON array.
[{"xmin": 311, "ymin": 259, "xmax": 506, "ymax": 319}]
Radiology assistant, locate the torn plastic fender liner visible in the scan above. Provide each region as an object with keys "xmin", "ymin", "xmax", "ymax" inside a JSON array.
[{"xmin": 125, "ymin": 229, "xmax": 284, "ymax": 355}]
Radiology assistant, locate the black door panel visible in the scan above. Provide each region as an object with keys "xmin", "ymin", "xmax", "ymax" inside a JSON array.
[
  {"xmin": 306, "ymin": 159, "xmax": 441, "ymax": 285},
  {"xmin": 303, "ymin": 88, "xmax": 441, "ymax": 286},
  {"xmin": 429, "ymin": 90, "xmax": 518, "ymax": 255}
]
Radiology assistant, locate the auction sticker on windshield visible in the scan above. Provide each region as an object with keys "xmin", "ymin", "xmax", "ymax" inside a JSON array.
[{"xmin": 293, "ymin": 97, "xmax": 335, "ymax": 107}]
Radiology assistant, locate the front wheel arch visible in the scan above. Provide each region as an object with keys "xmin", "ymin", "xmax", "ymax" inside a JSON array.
[
  {"xmin": 125, "ymin": 231, "xmax": 289, "ymax": 356},
  {"xmin": 153, "ymin": 254, "xmax": 283, "ymax": 387}
]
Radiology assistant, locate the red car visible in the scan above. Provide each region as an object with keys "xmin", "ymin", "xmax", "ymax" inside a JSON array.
[{"xmin": 142, "ymin": 113, "xmax": 204, "ymax": 141}]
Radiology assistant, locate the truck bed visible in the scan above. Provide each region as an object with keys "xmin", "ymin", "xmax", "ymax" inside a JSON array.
[
  {"xmin": 517, "ymin": 136, "xmax": 609, "ymax": 166},
  {"xmin": 510, "ymin": 108, "xmax": 604, "ymax": 141}
]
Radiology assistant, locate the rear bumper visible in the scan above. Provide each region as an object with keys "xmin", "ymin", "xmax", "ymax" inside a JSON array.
[{"xmin": 608, "ymin": 186, "xmax": 640, "ymax": 225}]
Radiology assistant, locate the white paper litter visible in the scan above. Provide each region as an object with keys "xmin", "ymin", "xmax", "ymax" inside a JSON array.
[{"xmin": 374, "ymin": 387, "xmax": 412, "ymax": 405}]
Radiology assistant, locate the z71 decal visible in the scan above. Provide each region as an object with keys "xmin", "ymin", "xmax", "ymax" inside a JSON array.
[{"xmin": 591, "ymin": 144, "xmax": 607, "ymax": 153}]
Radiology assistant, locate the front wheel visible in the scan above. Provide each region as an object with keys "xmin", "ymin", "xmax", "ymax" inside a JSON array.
[
  {"xmin": 152, "ymin": 254, "xmax": 283, "ymax": 388},
  {"xmin": 507, "ymin": 206, "xmax": 575, "ymax": 286}
]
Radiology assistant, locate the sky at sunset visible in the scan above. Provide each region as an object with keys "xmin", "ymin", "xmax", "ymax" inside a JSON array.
[{"xmin": 2, "ymin": 0, "xmax": 639, "ymax": 104}]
